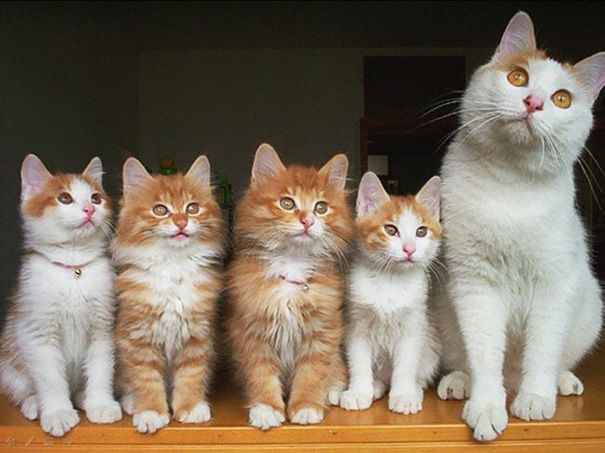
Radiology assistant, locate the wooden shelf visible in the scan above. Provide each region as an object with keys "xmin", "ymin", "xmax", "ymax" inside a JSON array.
[{"xmin": 1, "ymin": 349, "xmax": 604, "ymax": 451}]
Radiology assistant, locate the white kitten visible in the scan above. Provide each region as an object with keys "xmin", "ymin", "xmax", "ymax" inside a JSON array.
[
  {"xmin": 341, "ymin": 173, "xmax": 442, "ymax": 414},
  {"xmin": 433, "ymin": 12, "xmax": 605, "ymax": 441},
  {"xmin": 0, "ymin": 155, "xmax": 122, "ymax": 437}
]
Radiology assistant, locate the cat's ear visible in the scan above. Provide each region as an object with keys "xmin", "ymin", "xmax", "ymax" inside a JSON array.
[
  {"xmin": 416, "ymin": 176, "xmax": 442, "ymax": 220},
  {"xmin": 21, "ymin": 154, "xmax": 52, "ymax": 200},
  {"xmin": 251, "ymin": 143, "xmax": 285, "ymax": 186},
  {"xmin": 82, "ymin": 157, "xmax": 103, "ymax": 186},
  {"xmin": 574, "ymin": 52, "xmax": 605, "ymax": 102},
  {"xmin": 186, "ymin": 155, "xmax": 211, "ymax": 187},
  {"xmin": 122, "ymin": 157, "xmax": 152, "ymax": 198},
  {"xmin": 492, "ymin": 11, "xmax": 536, "ymax": 62},
  {"xmin": 319, "ymin": 154, "xmax": 348, "ymax": 190},
  {"xmin": 356, "ymin": 172, "xmax": 389, "ymax": 216}
]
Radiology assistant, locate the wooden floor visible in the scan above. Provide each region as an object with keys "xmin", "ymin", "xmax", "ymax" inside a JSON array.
[{"xmin": 1, "ymin": 350, "xmax": 604, "ymax": 452}]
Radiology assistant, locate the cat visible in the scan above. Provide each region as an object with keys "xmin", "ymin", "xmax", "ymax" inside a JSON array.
[
  {"xmin": 113, "ymin": 155, "xmax": 225, "ymax": 434},
  {"xmin": 0, "ymin": 154, "xmax": 122, "ymax": 437},
  {"xmin": 341, "ymin": 172, "xmax": 442, "ymax": 415},
  {"xmin": 432, "ymin": 11, "xmax": 605, "ymax": 441},
  {"xmin": 226, "ymin": 143, "xmax": 354, "ymax": 430}
]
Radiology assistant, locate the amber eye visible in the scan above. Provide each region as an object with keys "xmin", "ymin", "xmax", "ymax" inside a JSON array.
[
  {"xmin": 384, "ymin": 224, "xmax": 398, "ymax": 236},
  {"xmin": 91, "ymin": 193, "xmax": 102, "ymax": 205},
  {"xmin": 152, "ymin": 204, "xmax": 169, "ymax": 216},
  {"xmin": 416, "ymin": 226, "xmax": 428, "ymax": 238},
  {"xmin": 186, "ymin": 203, "xmax": 200, "ymax": 215},
  {"xmin": 507, "ymin": 68, "xmax": 529, "ymax": 87},
  {"xmin": 551, "ymin": 90, "xmax": 572, "ymax": 109},
  {"xmin": 279, "ymin": 197, "xmax": 295, "ymax": 210},
  {"xmin": 58, "ymin": 192, "xmax": 73, "ymax": 204},
  {"xmin": 314, "ymin": 201, "xmax": 328, "ymax": 215}
]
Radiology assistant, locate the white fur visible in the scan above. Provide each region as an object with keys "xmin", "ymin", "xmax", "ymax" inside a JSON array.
[
  {"xmin": 248, "ymin": 403, "xmax": 286, "ymax": 430},
  {"xmin": 342, "ymin": 207, "xmax": 441, "ymax": 414},
  {"xmin": 0, "ymin": 169, "xmax": 121, "ymax": 437},
  {"xmin": 433, "ymin": 12, "xmax": 604, "ymax": 442}
]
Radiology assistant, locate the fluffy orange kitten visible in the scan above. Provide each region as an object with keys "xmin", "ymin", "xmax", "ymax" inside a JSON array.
[
  {"xmin": 113, "ymin": 156, "xmax": 225, "ymax": 434},
  {"xmin": 226, "ymin": 143, "xmax": 354, "ymax": 430}
]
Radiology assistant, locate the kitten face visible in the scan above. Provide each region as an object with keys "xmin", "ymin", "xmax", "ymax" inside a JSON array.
[
  {"xmin": 116, "ymin": 156, "xmax": 223, "ymax": 250},
  {"xmin": 20, "ymin": 155, "xmax": 112, "ymax": 243},
  {"xmin": 460, "ymin": 12, "xmax": 605, "ymax": 172},
  {"xmin": 235, "ymin": 144, "xmax": 353, "ymax": 257},
  {"xmin": 356, "ymin": 173, "xmax": 442, "ymax": 270}
]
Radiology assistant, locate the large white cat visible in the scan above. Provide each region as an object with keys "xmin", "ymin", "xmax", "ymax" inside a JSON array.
[{"xmin": 433, "ymin": 12, "xmax": 605, "ymax": 441}]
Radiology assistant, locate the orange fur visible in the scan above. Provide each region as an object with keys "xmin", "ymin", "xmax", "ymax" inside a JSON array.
[{"xmin": 492, "ymin": 49, "xmax": 548, "ymax": 72}]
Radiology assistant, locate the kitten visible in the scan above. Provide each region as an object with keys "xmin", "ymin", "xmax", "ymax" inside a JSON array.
[
  {"xmin": 433, "ymin": 12, "xmax": 605, "ymax": 441},
  {"xmin": 226, "ymin": 143, "xmax": 354, "ymax": 430},
  {"xmin": 0, "ymin": 155, "xmax": 122, "ymax": 437},
  {"xmin": 113, "ymin": 156, "xmax": 224, "ymax": 434},
  {"xmin": 341, "ymin": 173, "xmax": 441, "ymax": 414}
]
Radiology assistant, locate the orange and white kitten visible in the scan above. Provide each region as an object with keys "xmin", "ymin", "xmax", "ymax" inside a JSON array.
[
  {"xmin": 226, "ymin": 143, "xmax": 354, "ymax": 430},
  {"xmin": 341, "ymin": 173, "xmax": 441, "ymax": 415},
  {"xmin": 0, "ymin": 155, "xmax": 121, "ymax": 437},
  {"xmin": 113, "ymin": 156, "xmax": 224, "ymax": 434}
]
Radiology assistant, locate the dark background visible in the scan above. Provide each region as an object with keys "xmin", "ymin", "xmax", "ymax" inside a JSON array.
[{"xmin": 1, "ymin": 1, "xmax": 604, "ymax": 321}]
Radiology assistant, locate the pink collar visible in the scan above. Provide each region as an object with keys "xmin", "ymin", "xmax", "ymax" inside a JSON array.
[
  {"xmin": 279, "ymin": 275, "xmax": 310, "ymax": 292},
  {"xmin": 32, "ymin": 252, "xmax": 89, "ymax": 279}
]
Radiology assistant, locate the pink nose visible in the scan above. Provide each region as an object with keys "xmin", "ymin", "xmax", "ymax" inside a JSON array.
[
  {"xmin": 175, "ymin": 219, "xmax": 187, "ymax": 230},
  {"xmin": 300, "ymin": 215, "xmax": 315, "ymax": 230},
  {"xmin": 403, "ymin": 245, "xmax": 416, "ymax": 257},
  {"xmin": 83, "ymin": 205, "xmax": 95, "ymax": 217},
  {"xmin": 523, "ymin": 95, "xmax": 544, "ymax": 114}
]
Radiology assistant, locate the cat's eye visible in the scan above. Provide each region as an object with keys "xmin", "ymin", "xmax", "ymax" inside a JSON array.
[
  {"xmin": 314, "ymin": 201, "xmax": 328, "ymax": 215},
  {"xmin": 551, "ymin": 90, "xmax": 572, "ymax": 109},
  {"xmin": 279, "ymin": 197, "xmax": 295, "ymax": 210},
  {"xmin": 416, "ymin": 226, "xmax": 428, "ymax": 238},
  {"xmin": 58, "ymin": 192, "xmax": 73, "ymax": 204},
  {"xmin": 152, "ymin": 204, "xmax": 169, "ymax": 216},
  {"xmin": 186, "ymin": 203, "xmax": 200, "ymax": 215},
  {"xmin": 384, "ymin": 224, "xmax": 398, "ymax": 236},
  {"xmin": 91, "ymin": 193, "xmax": 102, "ymax": 205},
  {"xmin": 507, "ymin": 68, "xmax": 528, "ymax": 87}
]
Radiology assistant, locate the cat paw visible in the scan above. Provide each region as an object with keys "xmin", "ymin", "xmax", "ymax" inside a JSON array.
[
  {"xmin": 327, "ymin": 389, "xmax": 342, "ymax": 406},
  {"xmin": 510, "ymin": 392, "xmax": 556, "ymax": 421},
  {"xmin": 20, "ymin": 395, "xmax": 39, "ymax": 420},
  {"xmin": 176, "ymin": 402, "xmax": 212, "ymax": 424},
  {"xmin": 558, "ymin": 371, "xmax": 584, "ymax": 396},
  {"xmin": 120, "ymin": 393, "xmax": 135, "ymax": 415},
  {"xmin": 290, "ymin": 407, "xmax": 324, "ymax": 425},
  {"xmin": 388, "ymin": 391, "xmax": 423, "ymax": 415},
  {"xmin": 86, "ymin": 400, "xmax": 123, "ymax": 424},
  {"xmin": 340, "ymin": 389, "xmax": 373, "ymax": 411},
  {"xmin": 437, "ymin": 371, "xmax": 470, "ymax": 400},
  {"xmin": 133, "ymin": 410, "xmax": 170, "ymax": 434},
  {"xmin": 462, "ymin": 398, "xmax": 508, "ymax": 442},
  {"xmin": 373, "ymin": 379, "xmax": 387, "ymax": 400},
  {"xmin": 248, "ymin": 404, "xmax": 285, "ymax": 430},
  {"xmin": 40, "ymin": 408, "xmax": 80, "ymax": 437}
]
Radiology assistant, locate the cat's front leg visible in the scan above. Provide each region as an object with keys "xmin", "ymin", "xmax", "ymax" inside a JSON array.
[
  {"xmin": 81, "ymin": 331, "xmax": 122, "ymax": 424},
  {"xmin": 454, "ymin": 286, "xmax": 509, "ymax": 442},
  {"xmin": 171, "ymin": 334, "xmax": 214, "ymax": 424},
  {"xmin": 510, "ymin": 282, "xmax": 573, "ymax": 421},
  {"xmin": 340, "ymin": 331, "xmax": 374, "ymax": 411},
  {"xmin": 23, "ymin": 341, "xmax": 79, "ymax": 437}
]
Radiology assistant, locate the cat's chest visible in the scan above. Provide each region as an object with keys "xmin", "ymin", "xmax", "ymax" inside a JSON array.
[{"xmin": 266, "ymin": 301, "xmax": 305, "ymax": 370}]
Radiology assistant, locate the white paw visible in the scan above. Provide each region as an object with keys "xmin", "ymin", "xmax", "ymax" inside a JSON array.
[
  {"xmin": 558, "ymin": 371, "xmax": 584, "ymax": 396},
  {"xmin": 120, "ymin": 393, "xmax": 135, "ymax": 415},
  {"xmin": 20, "ymin": 395, "xmax": 39, "ymax": 420},
  {"xmin": 290, "ymin": 407, "xmax": 324, "ymax": 425},
  {"xmin": 177, "ymin": 402, "xmax": 212, "ymax": 424},
  {"xmin": 40, "ymin": 408, "xmax": 80, "ymax": 437},
  {"xmin": 327, "ymin": 389, "xmax": 342, "ymax": 406},
  {"xmin": 340, "ymin": 389, "xmax": 373, "ymax": 411},
  {"xmin": 388, "ymin": 390, "xmax": 423, "ymax": 415},
  {"xmin": 373, "ymin": 379, "xmax": 387, "ymax": 400},
  {"xmin": 462, "ymin": 398, "xmax": 508, "ymax": 442},
  {"xmin": 133, "ymin": 410, "xmax": 170, "ymax": 434},
  {"xmin": 248, "ymin": 404, "xmax": 285, "ymax": 430},
  {"xmin": 86, "ymin": 400, "xmax": 123, "ymax": 424},
  {"xmin": 510, "ymin": 392, "xmax": 556, "ymax": 421},
  {"xmin": 437, "ymin": 371, "xmax": 470, "ymax": 400}
]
